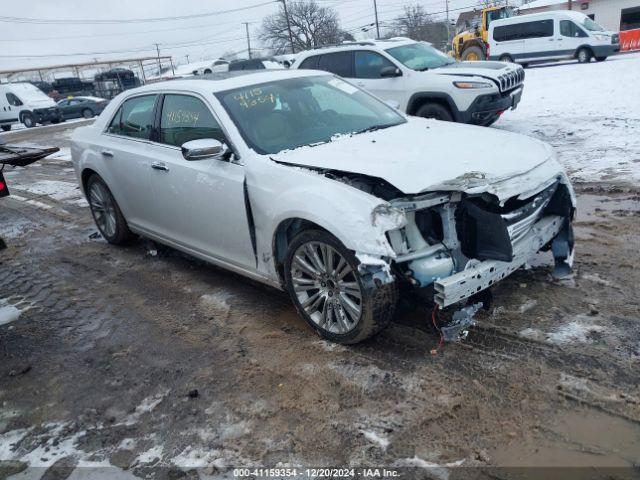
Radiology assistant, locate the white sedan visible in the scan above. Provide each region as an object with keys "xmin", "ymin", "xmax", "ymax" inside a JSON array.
[{"xmin": 71, "ymin": 70, "xmax": 575, "ymax": 344}]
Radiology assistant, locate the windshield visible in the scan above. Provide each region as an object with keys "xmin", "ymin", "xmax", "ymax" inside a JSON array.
[
  {"xmin": 386, "ymin": 42, "xmax": 455, "ymax": 71},
  {"xmin": 583, "ymin": 17, "xmax": 605, "ymax": 31},
  {"xmin": 216, "ymin": 75, "xmax": 406, "ymax": 155}
]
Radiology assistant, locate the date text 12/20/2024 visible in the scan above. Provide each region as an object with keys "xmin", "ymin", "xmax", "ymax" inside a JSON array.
[{"xmin": 233, "ymin": 468, "xmax": 401, "ymax": 478}]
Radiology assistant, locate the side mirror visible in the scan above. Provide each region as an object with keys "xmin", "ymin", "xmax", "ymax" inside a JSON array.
[
  {"xmin": 380, "ymin": 66, "xmax": 402, "ymax": 78},
  {"xmin": 181, "ymin": 139, "xmax": 225, "ymax": 161}
]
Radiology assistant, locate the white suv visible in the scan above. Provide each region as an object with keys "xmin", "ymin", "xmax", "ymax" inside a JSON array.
[{"xmin": 294, "ymin": 38, "xmax": 525, "ymax": 127}]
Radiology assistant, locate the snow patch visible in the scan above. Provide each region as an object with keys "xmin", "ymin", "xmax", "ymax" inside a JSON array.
[
  {"xmin": 200, "ymin": 291, "xmax": 233, "ymax": 316},
  {"xmin": 361, "ymin": 430, "xmax": 390, "ymax": 450},
  {"xmin": 518, "ymin": 299, "xmax": 538, "ymax": 314},
  {"xmin": 135, "ymin": 444, "xmax": 164, "ymax": 464},
  {"xmin": 520, "ymin": 315, "xmax": 606, "ymax": 345},
  {"xmin": 0, "ymin": 300, "xmax": 22, "ymax": 326},
  {"xmin": 12, "ymin": 179, "xmax": 86, "ymax": 206},
  {"xmin": 119, "ymin": 390, "xmax": 169, "ymax": 426},
  {"xmin": 171, "ymin": 446, "xmax": 227, "ymax": 469},
  {"xmin": 392, "ymin": 457, "xmax": 465, "ymax": 480}
]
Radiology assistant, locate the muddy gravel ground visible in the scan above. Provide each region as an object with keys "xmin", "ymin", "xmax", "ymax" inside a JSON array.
[{"xmin": 0, "ymin": 122, "xmax": 639, "ymax": 480}]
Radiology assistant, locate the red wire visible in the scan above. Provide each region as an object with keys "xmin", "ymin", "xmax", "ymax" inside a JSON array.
[{"xmin": 431, "ymin": 304, "xmax": 444, "ymax": 350}]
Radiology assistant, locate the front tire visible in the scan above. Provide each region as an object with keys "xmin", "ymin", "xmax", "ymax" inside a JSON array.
[
  {"xmin": 86, "ymin": 174, "xmax": 134, "ymax": 245},
  {"xmin": 577, "ymin": 47, "xmax": 592, "ymax": 63},
  {"xmin": 22, "ymin": 113, "xmax": 36, "ymax": 128},
  {"xmin": 415, "ymin": 103, "xmax": 453, "ymax": 122},
  {"xmin": 499, "ymin": 54, "xmax": 514, "ymax": 63},
  {"xmin": 284, "ymin": 230, "xmax": 397, "ymax": 344}
]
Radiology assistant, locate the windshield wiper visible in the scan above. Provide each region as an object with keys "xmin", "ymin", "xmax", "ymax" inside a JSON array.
[{"xmin": 354, "ymin": 124, "xmax": 394, "ymax": 135}]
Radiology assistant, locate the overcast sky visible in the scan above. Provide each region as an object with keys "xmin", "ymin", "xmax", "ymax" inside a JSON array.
[{"xmin": 0, "ymin": 0, "xmax": 482, "ymax": 72}]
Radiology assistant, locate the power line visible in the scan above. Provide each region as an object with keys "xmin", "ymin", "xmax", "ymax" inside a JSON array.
[{"xmin": 0, "ymin": 1, "xmax": 276, "ymax": 24}]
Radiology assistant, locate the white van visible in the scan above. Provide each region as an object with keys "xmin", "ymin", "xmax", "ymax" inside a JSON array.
[
  {"xmin": 0, "ymin": 83, "xmax": 63, "ymax": 131},
  {"xmin": 489, "ymin": 11, "xmax": 620, "ymax": 66}
]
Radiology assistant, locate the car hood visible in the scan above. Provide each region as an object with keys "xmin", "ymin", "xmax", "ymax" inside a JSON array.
[
  {"xmin": 271, "ymin": 118, "xmax": 564, "ymax": 202},
  {"xmin": 433, "ymin": 61, "xmax": 521, "ymax": 83}
]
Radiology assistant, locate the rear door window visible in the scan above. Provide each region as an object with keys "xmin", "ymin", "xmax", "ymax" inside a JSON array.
[
  {"xmin": 107, "ymin": 94, "xmax": 157, "ymax": 139},
  {"xmin": 318, "ymin": 52, "xmax": 354, "ymax": 78},
  {"xmin": 159, "ymin": 94, "xmax": 225, "ymax": 147}
]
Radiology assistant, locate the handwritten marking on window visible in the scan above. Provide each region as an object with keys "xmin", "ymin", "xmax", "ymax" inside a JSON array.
[
  {"xmin": 166, "ymin": 109, "xmax": 200, "ymax": 125},
  {"xmin": 232, "ymin": 88, "xmax": 276, "ymax": 109}
]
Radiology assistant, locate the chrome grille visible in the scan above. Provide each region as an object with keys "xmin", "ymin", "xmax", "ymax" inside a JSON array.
[{"xmin": 498, "ymin": 67, "xmax": 525, "ymax": 93}]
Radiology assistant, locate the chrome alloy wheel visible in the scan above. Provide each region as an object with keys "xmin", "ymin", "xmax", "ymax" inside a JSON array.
[
  {"xmin": 290, "ymin": 241, "xmax": 363, "ymax": 334},
  {"xmin": 88, "ymin": 181, "xmax": 117, "ymax": 238}
]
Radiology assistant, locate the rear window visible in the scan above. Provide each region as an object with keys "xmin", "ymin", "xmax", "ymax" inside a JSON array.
[{"xmin": 298, "ymin": 56, "xmax": 319, "ymax": 69}]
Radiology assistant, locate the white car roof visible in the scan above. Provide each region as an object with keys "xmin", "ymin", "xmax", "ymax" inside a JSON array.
[
  {"xmin": 121, "ymin": 69, "xmax": 324, "ymax": 96},
  {"xmin": 491, "ymin": 10, "xmax": 588, "ymax": 27},
  {"xmin": 296, "ymin": 38, "xmax": 419, "ymax": 59}
]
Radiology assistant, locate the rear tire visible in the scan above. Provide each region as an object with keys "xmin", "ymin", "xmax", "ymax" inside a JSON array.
[
  {"xmin": 22, "ymin": 113, "xmax": 36, "ymax": 128},
  {"xmin": 595, "ymin": 56, "xmax": 607, "ymax": 62},
  {"xmin": 499, "ymin": 54, "xmax": 514, "ymax": 63},
  {"xmin": 577, "ymin": 47, "xmax": 592, "ymax": 63},
  {"xmin": 415, "ymin": 103, "xmax": 453, "ymax": 122},
  {"xmin": 284, "ymin": 229, "xmax": 397, "ymax": 344},
  {"xmin": 86, "ymin": 174, "xmax": 134, "ymax": 245},
  {"xmin": 1, "ymin": 125, "xmax": 10, "ymax": 132},
  {"xmin": 82, "ymin": 108, "xmax": 95, "ymax": 119},
  {"xmin": 461, "ymin": 45, "xmax": 484, "ymax": 62}
]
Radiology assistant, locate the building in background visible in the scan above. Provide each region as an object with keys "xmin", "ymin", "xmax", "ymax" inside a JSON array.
[{"xmin": 519, "ymin": 0, "xmax": 640, "ymax": 51}]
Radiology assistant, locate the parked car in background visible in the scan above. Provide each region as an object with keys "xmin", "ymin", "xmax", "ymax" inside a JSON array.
[
  {"xmin": 0, "ymin": 82, "xmax": 63, "ymax": 129},
  {"xmin": 228, "ymin": 58, "xmax": 285, "ymax": 71},
  {"xmin": 52, "ymin": 77, "xmax": 94, "ymax": 97},
  {"xmin": 489, "ymin": 11, "xmax": 620, "ymax": 65},
  {"xmin": 198, "ymin": 59, "xmax": 230, "ymax": 74},
  {"xmin": 71, "ymin": 70, "xmax": 575, "ymax": 344},
  {"xmin": 57, "ymin": 96, "xmax": 108, "ymax": 120},
  {"xmin": 293, "ymin": 38, "xmax": 524, "ymax": 127},
  {"xmin": 94, "ymin": 68, "xmax": 141, "ymax": 99}
]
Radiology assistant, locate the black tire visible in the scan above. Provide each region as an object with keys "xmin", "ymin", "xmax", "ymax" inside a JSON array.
[
  {"xmin": 1, "ymin": 125, "xmax": 10, "ymax": 132},
  {"xmin": 82, "ymin": 108, "xmax": 95, "ymax": 119},
  {"xmin": 284, "ymin": 229, "xmax": 398, "ymax": 344},
  {"xmin": 86, "ymin": 174, "xmax": 134, "ymax": 245},
  {"xmin": 577, "ymin": 47, "xmax": 592, "ymax": 64},
  {"xmin": 499, "ymin": 54, "xmax": 514, "ymax": 63},
  {"xmin": 521, "ymin": 63, "xmax": 530, "ymax": 68},
  {"xmin": 461, "ymin": 45, "xmax": 484, "ymax": 62},
  {"xmin": 22, "ymin": 113, "xmax": 36, "ymax": 128},
  {"xmin": 415, "ymin": 103, "xmax": 453, "ymax": 122},
  {"xmin": 595, "ymin": 56, "xmax": 607, "ymax": 62}
]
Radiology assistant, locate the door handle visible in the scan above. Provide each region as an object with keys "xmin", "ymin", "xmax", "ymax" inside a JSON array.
[
  {"xmin": 101, "ymin": 150, "xmax": 114, "ymax": 157},
  {"xmin": 151, "ymin": 162, "xmax": 169, "ymax": 172}
]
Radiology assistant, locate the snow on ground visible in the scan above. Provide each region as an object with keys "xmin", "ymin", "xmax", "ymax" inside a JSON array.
[
  {"xmin": 496, "ymin": 53, "xmax": 640, "ymax": 185},
  {"xmin": 0, "ymin": 299, "xmax": 23, "ymax": 326}
]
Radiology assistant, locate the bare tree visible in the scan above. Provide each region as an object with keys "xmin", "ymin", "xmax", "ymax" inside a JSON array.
[
  {"xmin": 261, "ymin": 0, "xmax": 353, "ymax": 54},
  {"xmin": 386, "ymin": 4, "xmax": 448, "ymax": 49}
]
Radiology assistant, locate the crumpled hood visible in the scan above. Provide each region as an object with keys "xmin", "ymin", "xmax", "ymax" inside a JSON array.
[
  {"xmin": 433, "ymin": 61, "xmax": 521, "ymax": 83},
  {"xmin": 271, "ymin": 118, "xmax": 564, "ymax": 201}
]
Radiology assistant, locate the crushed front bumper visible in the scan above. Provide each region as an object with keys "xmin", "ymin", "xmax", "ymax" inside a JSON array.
[{"xmin": 434, "ymin": 214, "xmax": 564, "ymax": 307}]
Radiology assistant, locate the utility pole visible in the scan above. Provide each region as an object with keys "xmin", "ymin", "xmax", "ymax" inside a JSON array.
[
  {"xmin": 373, "ymin": 0, "xmax": 380, "ymax": 39},
  {"xmin": 154, "ymin": 43, "xmax": 162, "ymax": 75},
  {"xmin": 243, "ymin": 22, "xmax": 253, "ymax": 59},
  {"xmin": 445, "ymin": 0, "xmax": 450, "ymax": 52},
  {"xmin": 186, "ymin": 54, "xmax": 190, "ymax": 63},
  {"xmin": 281, "ymin": 0, "xmax": 295, "ymax": 54}
]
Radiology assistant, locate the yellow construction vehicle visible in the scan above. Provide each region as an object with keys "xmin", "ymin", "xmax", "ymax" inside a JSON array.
[{"xmin": 452, "ymin": 5, "xmax": 515, "ymax": 61}]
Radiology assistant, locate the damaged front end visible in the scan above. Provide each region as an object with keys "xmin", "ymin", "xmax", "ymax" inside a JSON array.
[{"xmin": 384, "ymin": 177, "xmax": 575, "ymax": 308}]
